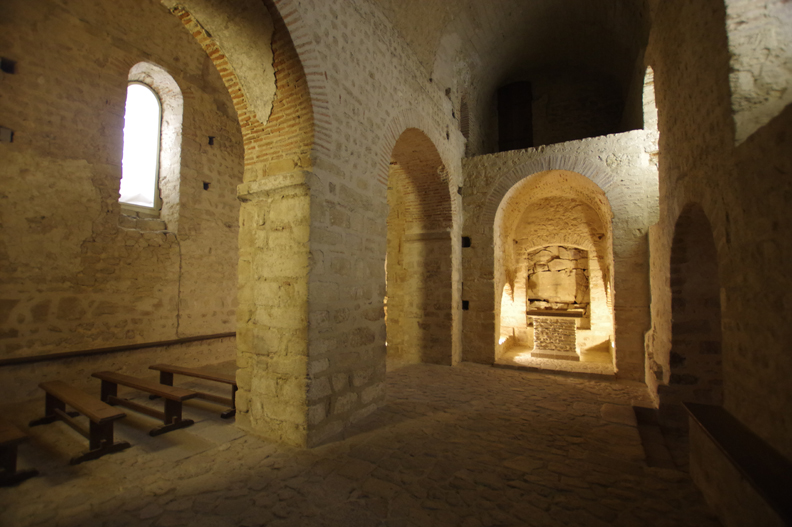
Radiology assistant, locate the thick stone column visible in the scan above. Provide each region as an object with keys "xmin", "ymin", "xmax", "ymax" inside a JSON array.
[{"xmin": 235, "ymin": 172, "xmax": 311, "ymax": 447}]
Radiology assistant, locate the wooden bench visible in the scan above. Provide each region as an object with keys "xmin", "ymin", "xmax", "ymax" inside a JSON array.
[
  {"xmin": 92, "ymin": 371, "xmax": 197, "ymax": 436},
  {"xmin": 0, "ymin": 420, "xmax": 38, "ymax": 486},
  {"xmin": 29, "ymin": 381, "xmax": 130, "ymax": 465},
  {"xmin": 685, "ymin": 403, "xmax": 792, "ymax": 526},
  {"xmin": 149, "ymin": 363, "xmax": 237, "ymax": 418}
]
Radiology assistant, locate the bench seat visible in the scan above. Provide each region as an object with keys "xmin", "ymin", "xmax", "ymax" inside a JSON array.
[
  {"xmin": 149, "ymin": 363, "xmax": 237, "ymax": 418},
  {"xmin": 686, "ymin": 403, "xmax": 792, "ymax": 526},
  {"xmin": 29, "ymin": 381, "xmax": 130, "ymax": 465},
  {"xmin": 0, "ymin": 420, "xmax": 38, "ymax": 486},
  {"xmin": 92, "ymin": 371, "xmax": 197, "ymax": 436}
]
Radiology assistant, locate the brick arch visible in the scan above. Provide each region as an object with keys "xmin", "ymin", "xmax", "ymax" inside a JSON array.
[
  {"xmin": 386, "ymin": 126, "xmax": 455, "ymax": 367},
  {"xmin": 482, "ymin": 155, "xmax": 622, "ymax": 226},
  {"xmin": 464, "ymin": 151, "xmax": 653, "ymax": 376},
  {"xmin": 266, "ymin": 0, "xmax": 332, "ymax": 160},
  {"xmin": 376, "ymin": 108, "xmax": 458, "ymax": 189},
  {"xmin": 168, "ymin": 0, "xmax": 326, "ymax": 173},
  {"xmin": 390, "ymin": 128, "xmax": 453, "ymax": 231}
]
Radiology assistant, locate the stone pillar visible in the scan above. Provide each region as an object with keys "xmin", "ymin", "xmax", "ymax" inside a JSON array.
[
  {"xmin": 530, "ymin": 312, "xmax": 582, "ymax": 361},
  {"xmin": 235, "ymin": 172, "xmax": 311, "ymax": 447}
]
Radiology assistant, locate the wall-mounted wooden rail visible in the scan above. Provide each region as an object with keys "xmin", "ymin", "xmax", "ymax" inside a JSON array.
[{"xmin": 0, "ymin": 332, "xmax": 236, "ymax": 368}]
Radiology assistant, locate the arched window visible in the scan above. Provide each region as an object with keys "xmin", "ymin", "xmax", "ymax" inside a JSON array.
[
  {"xmin": 120, "ymin": 82, "xmax": 162, "ymax": 209},
  {"xmin": 119, "ymin": 62, "xmax": 183, "ymax": 231}
]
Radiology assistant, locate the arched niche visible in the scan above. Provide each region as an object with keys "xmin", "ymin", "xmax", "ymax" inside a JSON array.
[
  {"xmin": 660, "ymin": 204, "xmax": 723, "ymax": 425},
  {"xmin": 494, "ymin": 171, "xmax": 615, "ymax": 367},
  {"xmin": 386, "ymin": 128, "xmax": 454, "ymax": 369}
]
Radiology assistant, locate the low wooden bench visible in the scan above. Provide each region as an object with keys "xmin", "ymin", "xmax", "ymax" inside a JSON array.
[
  {"xmin": 29, "ymin": 381, "xmax": 130, "ymax": 465},
  {"xmin": 92, "ymin": 371, "xmax": 197, "ymax": 436},
  {"xmin": 685, "ymin": 403, "xmax": 792, "ymax": 526},
  {"xmin": 0, "ymin": 420, "xmax": 38, "ymax": 486},
  {"xmin": 149, "ymin": 363, "xmax": 237, "ymax": 418}
]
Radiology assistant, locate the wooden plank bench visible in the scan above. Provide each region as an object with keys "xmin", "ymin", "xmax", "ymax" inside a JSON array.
[
  {"xmin": 149, "ymin": 363, "xmax": 237, "ymax": 419},
  {"xmin": 0, "ymin": 420, "xmax": 38, "ymax": 486},
  {"xmin": 685, "ymin": 402, "xmax": 792, "ymax": 526},
  {"xmin": 92, "ymin": 371, "xmax": 197, "ymax": 436},
  {"xmin": 28, "ymin": 381, "xmax": 130, "ymax": 465}
]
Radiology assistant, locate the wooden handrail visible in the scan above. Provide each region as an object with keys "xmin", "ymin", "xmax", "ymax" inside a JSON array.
[{"xmin": 0, "ymin": 332, "xmax": 235, "ymax": 367}]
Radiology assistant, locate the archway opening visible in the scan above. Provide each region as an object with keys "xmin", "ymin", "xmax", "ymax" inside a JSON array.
[
  {"xmin": 661, "ymin": 204, "xmax": 723, "ymax": 424},
  {"xmin": 386, "ymin": 129, "xmax": 453, "ymax": 369},
  {"xmin": 643, "ymin": 65, "xmax": 658, "ymax": 133},
  {"xmin": 494, "ymin": 171, "xmax": 615, "ymax": 373}
]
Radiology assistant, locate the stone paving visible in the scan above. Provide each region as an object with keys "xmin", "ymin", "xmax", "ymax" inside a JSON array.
[
  {"xmin": 498, "ymin": 345, "xmax": 616, "ymax": 377},
  {"xmin": 1, "ymin": 363, "xmax": 720, "ymax": 526}
]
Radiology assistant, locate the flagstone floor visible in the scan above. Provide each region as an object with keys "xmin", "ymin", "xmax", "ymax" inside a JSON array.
[{"xmin": 1, "ymin": 363, "xmax": 719, "ymax": 526}]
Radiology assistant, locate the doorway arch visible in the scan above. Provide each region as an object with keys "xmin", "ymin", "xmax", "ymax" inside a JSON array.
[
  {"xmin": 494, "ymin": 171, "xmax": 615, "ymax": 367},
  {"xmin": 386, "ymin": 129, "xmax": 454, "ymax": 368}
]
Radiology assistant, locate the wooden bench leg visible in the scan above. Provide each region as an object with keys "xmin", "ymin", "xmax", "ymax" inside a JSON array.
[
  {"xmin": 149, "ymin": 399, "xmax": 194, "ymax": 437},
  {"xmin": 100, "ymin": 380, "xmax": 117, "ymax": 403},
  {"xmin": 149, "ymin": 371, "xmax": 174, "ymax": 400},
  {"xmin": 70, "ymin": 420, "xmax": 130, "ymax": 465},
  {"xmin": 0, "ymin": 443, "xmax": 18, "ymax": 474},
  {"xmin": 221, "ymin": 385, "xmax": 238, "ymax": 419},
  {"xmin": 160, "ymin": 371, "xmax": 174, "ymax": 387},
  {"xmin": 0, "ymin": 443, "xmax": 38, "ymax": 487},
  {"xmin": 29, "ymin": 393, "xmax": 79, "ymax": 427}
]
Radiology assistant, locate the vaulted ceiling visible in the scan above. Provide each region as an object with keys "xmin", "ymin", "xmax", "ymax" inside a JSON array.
[{"xmin": 371, "ymin": 0, "xmax": 650, "ymax": 110}]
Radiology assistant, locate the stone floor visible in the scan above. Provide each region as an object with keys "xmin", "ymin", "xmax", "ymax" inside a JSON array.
[
  {"xmin": 498, "ymin": 345, "xmax": 616, "ymax": 377},
  {"xmin": 1, "ymin": 363, "xmax": 720, "ymax": 527}
]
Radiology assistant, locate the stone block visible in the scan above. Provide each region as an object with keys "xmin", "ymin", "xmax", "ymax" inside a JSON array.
[
  {"xmin": 361, "ymin": 383, "xmax": 385, "ymax": 405},
  {"xmin": 308, "ymin": 376, "xmax": 332, "ymax": 401},
  {"xmin": 332, "ymin": 373, "xmax": 349, "ymax": 391},
  {"xmin": 308, "ymin": 359, "xmax": 330, "ymax": 375},
  {"xmin": 308, "ymin": 401, "xmax": 327, "ymax": 425},
  {"xmin": 333, "ymin": 392, "xmax": 359, "ymax": 415}
]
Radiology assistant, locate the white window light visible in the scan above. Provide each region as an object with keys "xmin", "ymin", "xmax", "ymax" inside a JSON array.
[{"xmin": 119, "ymin": 82, "xmax": 162, "ymax": 209}]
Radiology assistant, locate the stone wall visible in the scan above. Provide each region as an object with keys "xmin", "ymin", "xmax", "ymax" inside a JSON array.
[
  {"xmin": 530, "ymin": 70, "xmax": 628, "ymax": 148},
  {"xmin": 724, "ymin": 0, "xmax": 792, "ymax": 144},
  {"xmin": 526, "ymin": 246, "xmax": 590, "ymax": 310},
  {"xmin": 645, "ymin": 0, "xmax": 792, "ymax": 459},
  {"xmin": 500, "ymin": 241, "xmax": 612, "ymax": 356},
  {"xmin": 0, "ymin": 0, "xmax": 243, "ymax": 362}
]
